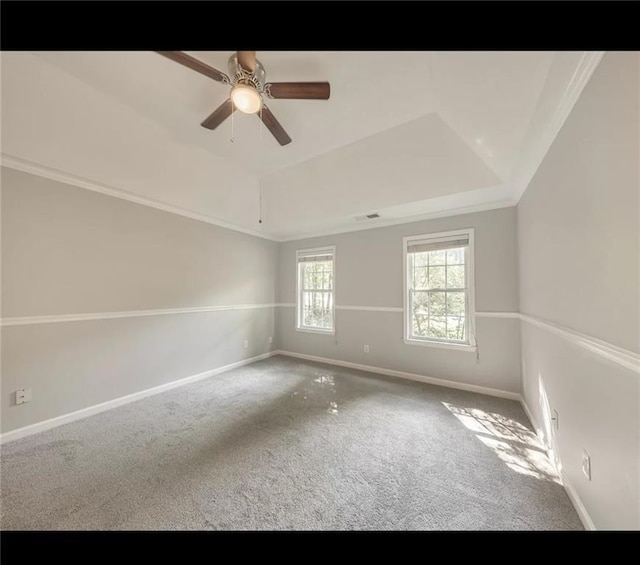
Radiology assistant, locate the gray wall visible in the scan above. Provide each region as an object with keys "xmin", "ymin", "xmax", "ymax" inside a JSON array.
[
  {"xmin": 1, "ymin": 168, "xmax": 278, "ymax": 433},
  {"xmin": 277, "ymin": 207, "xmax": 521, "ymax": 393},
  {"xmin": 517, "ymin": 51, "xmax": 639, "ymax": 529}
]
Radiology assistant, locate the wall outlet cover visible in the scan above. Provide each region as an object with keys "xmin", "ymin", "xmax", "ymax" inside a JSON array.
[{"xmin": 16, "ymin": 387, "xmax": 32, "ymax": 405}]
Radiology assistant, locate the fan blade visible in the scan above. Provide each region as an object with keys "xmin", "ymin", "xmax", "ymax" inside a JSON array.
[
  {"xmin": 265, "ymin": 82, "xmax": 330, "ymax": 100},
  {"xmin": 237, "ymin": 51, "xmax": 256, "ymax": 73},
  {"xmin": 157, "ymin": 51, "xmax": 229, "ymax": 83},
  {"xmin": 201, "ymin": 99, "xmax": 236, "ymax": 130},
  {"xmin": 259, "ymin": 106, "xmax": 292, "ymax": 146}
]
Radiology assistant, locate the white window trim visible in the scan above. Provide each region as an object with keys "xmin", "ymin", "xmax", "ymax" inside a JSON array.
[
  {"xmin": 402, "ymin": 229, "xmax": 477, "ymax": 352},
  {"xmin": 296, "ymin": 245, "xmax": 336, "ymax": 335}
]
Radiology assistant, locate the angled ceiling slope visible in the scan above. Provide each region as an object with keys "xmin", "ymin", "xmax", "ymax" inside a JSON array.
[{"xmin": 0, "ymin": 51, "xmax": 603, "ymax": 241}]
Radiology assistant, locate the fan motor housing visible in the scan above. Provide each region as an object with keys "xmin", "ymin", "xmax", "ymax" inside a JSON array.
[{"xmin": 228, "ymin": 54, "xmax": 266, "ymax": 92}]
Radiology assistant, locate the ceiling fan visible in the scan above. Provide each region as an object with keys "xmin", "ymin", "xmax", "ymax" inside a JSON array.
[{"xmin": 157, "ymin": 51, "xmax": 331, "ymax": 146}]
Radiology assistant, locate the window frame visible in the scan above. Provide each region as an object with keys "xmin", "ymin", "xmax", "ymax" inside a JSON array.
[
  {"xmin": 295, "ymin": 245, "xmax": 336, "ymax": 335},
  {"xmin": 402, "ymin": 229, "xmax": 476, "ymax": 351}
]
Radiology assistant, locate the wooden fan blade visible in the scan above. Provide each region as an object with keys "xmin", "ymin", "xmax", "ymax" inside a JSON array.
[
  {"xmin": 237, "ymin": 51, "xmax": 256, "ymax": 73},
  {"xmin": 157, "ymin": 51, "xmax": 229, "ymax": 83},
  {"xmin": 259, "ymin": 106, "xmax": 292, "ymax": 146},
  {"xmin": 201, "ymin": 99, "xmax": 236, "ymax": 130},
  {"xmin": 265, "ymin": 82, "xmax": 330, "ymax": 100}
]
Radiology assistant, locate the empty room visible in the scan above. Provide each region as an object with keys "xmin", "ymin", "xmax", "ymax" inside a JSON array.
[{"xmin": 0, "ymin": 46, "xmax": 638, "ymax": 534}]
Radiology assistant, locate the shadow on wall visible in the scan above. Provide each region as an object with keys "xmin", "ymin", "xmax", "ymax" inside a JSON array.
[{"xmin": 442, "ymin": 401, "xmax": 561, "ymax": 484}]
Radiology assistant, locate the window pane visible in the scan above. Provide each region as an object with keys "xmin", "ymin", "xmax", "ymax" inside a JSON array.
[
  {"xmin": 446, "ymin": 265, "xmax": 465, "ymax": 289},
  {"xmin": 411, "ymin": 291, "xmax": 429, "ymax": 315},
  {"xmin": 321, "ymin": 305, "xmax": 332, "ymax": 328},
  {"xmin": 413, "ymin": 266, "xmax": 429, "ymax": 289},
  {"xmin": 298, "ymin": 252, "xmax": 334, "ymax": 331},
  {"xmin": 301, "ymin": 290, "xmax": 334, "ymax": 330},
  {"xmin": 447, "ymin": 316, "xmax": 466, "ymax": 341},
  {"xmin": 414, "ymin": 252, "xmax": 429, "ymax": 267},
  {"xmin": 429, "ymin": 249, "xmax": 446, "ymax": 266},
  {"xmin": 412, "ymin": 314, "xmax": 429, "ymax": 337},
  {"xmin": 313, "ymin": 268, "xmax": 324, "ymax": 290},
  {"xmin": 428, "ymin": 316, "xmax": 447, "ymax": 339},
  {"xmin": 302, "ymin": 261, "xmax": 334, "ymax": 291},
  {"xmin": 429, "ymin": 291, "xmax": 446, "ymax": 316},
  {"xmin": 324, "ymin": 270, "xmax": 333, "ymax": 290},
  {"xmin": 406, "ymin": 238, "xmax": 471, "ymax": 345},
  {"xmin": 446, "ymin": 248, "xmax": 464, "ymax": 265},
  {"xmin": 303, "ymin": 265, "xmax": 313, "ymax": 289},
  {"xmin": 446, "ymin": 291, "xmax": 465, "ymax": 317},
  {"xmin": 428, "ymin": 266, "xmax": 446, "ymax": 289}
]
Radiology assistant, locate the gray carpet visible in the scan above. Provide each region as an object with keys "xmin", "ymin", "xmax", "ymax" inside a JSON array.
[{"xmin": 0, "ymin": 356, "xmax": 582, "ymax": 530}]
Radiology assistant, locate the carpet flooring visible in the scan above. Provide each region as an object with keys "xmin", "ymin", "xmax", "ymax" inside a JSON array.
[{"xmin": 0, "ymin": 356, "xmax": 582, "ymax": 530}]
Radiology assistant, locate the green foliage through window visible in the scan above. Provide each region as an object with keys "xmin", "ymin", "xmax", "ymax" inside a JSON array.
[
  {"xmin": 409, "ymin": 246, "xmax": 467, "ymax": 342},
  {"xmin": 298, "ymin": 257, "xmax": 334, "ymax": 331}
]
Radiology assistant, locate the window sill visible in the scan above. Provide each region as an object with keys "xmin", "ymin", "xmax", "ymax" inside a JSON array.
[
  {"xmin": 403, "ymin": 338, "xmax": 477, "ymax": 352},
  {"xmin": 296, "ymin": 327, "xmax": 335, "ymax": 336}
]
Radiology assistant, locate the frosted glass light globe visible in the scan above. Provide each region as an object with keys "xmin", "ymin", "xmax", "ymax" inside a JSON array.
[{"xmin": 230, "ymin": 84, "xmax": 262, "ymax": 114}]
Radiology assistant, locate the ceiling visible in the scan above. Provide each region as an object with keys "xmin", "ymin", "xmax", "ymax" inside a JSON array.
[{"xmin": 1, "ymin": 51, "xmax": 603, "ymax": 240}]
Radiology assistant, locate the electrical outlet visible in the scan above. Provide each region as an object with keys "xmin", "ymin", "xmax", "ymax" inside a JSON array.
[
  {"xmin": 363, "ymin": 345, "xmax": 369, "ymax": 353},
  {"xmin": 582, "ymin": 450, "xmax": 591, "ymax": 481},
  {"xmin": 552, "ymin": 409, "xmax": 559, "ymax": 432},
  {"xmin": 243, "ymin": 340, "xmax": 249, "ymax": 349},
  {"xmin": 16, "ymin": 388, "xmax": 32, "ymax": 405},
  {"xmin": 269, "ymin": 336, "xmax": 273, "ymax": 344}
]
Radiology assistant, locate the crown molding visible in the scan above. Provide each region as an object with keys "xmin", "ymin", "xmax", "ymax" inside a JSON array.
[
  {"xmin": 510, "ymin": 51, "xmax": 605, "ymax": 202},
  {"xmin": 0, "ymin": 154, "xmax": 277, "ymax": 242},
  {"xmin": 274, "ymin": 199, "xmax": 517, "ymax": 242},
  {"xmin": 1, "ymin": 154, "xmax": 519, "ymax": 242}
]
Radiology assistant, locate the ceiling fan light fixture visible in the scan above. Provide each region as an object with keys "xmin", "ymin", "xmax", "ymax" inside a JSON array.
[{"xmin": 230, "ymin": 83, "xmax": 262, "ymax": 114}]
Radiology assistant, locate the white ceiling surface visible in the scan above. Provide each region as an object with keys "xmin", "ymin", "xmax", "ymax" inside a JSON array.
[{"xmin": 1, "ymin": 51, "xmax": 600, "ymax": 240}]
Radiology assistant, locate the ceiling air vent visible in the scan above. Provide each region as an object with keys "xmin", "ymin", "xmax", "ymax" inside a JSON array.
[{"xmin": 355, "ymin": 213, "xmax": 381, "ymax": 222}]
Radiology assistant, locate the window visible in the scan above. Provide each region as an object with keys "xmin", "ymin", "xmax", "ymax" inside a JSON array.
[
  {"xmin": 403, "ymin": 229, "xmax": 476, "ymax": 350},
  {"xmin": 296, "ymin": 246, "xmax": 335, "ymax": 334}
]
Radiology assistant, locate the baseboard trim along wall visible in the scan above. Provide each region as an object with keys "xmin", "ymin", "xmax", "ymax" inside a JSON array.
[
  {"xmin": 0, "ymin": 351, "xmax": 279, "ymax": 444},
  {"xmin": 1, "ymin": 339, "xmax": 599, "ymax": 530},
  {"xmin": 275, "ymin": 347, "xmax": 599, "ymax": 530},
  {"xmin": 560, "ymin": 471, "xmax": 597, "ymax": 531},
  {"xmin": 518, "ymin": 396, "xmax": 597, "ymax": 531},
  {"xmin": 274, "ymin": 349, "xmax": 521, "ymax": 401}
]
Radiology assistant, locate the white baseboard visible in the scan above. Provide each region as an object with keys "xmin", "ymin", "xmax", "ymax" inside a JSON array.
[
  {"xmin": 274, "ymin": 350, "xmax": 520, "ymax": 401},
  {"xmin": 519, "ymin": 395, "xmax": 597, "ymax": 531},
  {"xmin": 518, "ymin": 396, "xmax": 539, "ymax": 438},
  {"xmin": 561, "ymin": 471, "xmax": 597, "ymax": 531},
  {"xmin": 277, "ymin": 349, "xmax": 598, "ymax": 530},
  {"xmin": 0, "ymin": 350, "xmax": 278, "ymax": 444},
  {"xmin": 0, "ymin": 347, "xmax": 600, "ymax": 532}
]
